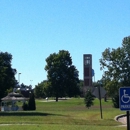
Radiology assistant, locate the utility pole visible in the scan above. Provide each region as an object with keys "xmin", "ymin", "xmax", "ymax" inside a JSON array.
[
  {"xmin": 18, "ymin": 73, "xmax": 21, "ymax": 84},
  {"xmin": 30, "ymin": 80, "xmax": 33, "ymax": 85}
]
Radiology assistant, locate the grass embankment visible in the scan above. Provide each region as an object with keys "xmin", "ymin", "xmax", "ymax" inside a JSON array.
[{"xmin": 0, "ymin": 98, "xmax": 126, "ymax": 130}]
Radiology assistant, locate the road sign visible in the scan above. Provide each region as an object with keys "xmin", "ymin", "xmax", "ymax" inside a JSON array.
[
  {"xmin": 119, "ymin": 87, "xmax": 130, "ymax": 111},
  {"xmin": 92, "ymin": 87, "xmax": 106, "ymax": 99},
  {"xmin": 92, "ymin": 69, "xmax": 94, "ymax": 77},
  {"xmin": 92, "ymin": 87, "xmax": 106, "ymax": 119}
]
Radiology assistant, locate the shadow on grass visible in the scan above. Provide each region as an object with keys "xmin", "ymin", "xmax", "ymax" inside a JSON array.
[{"xmin": 0, "ymin": 111, "xmax": 63, "ymax": 116}]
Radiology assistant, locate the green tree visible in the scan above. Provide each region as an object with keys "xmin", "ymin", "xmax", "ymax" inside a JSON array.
[
  {"xmin": 20, "ymin": 83, "xmax": 32, "ymax": 90},
  {"xmin": 78, "ymin": 80, "xmax": 84, "ymax": 97},
  {"xmin": 35, "ymin": 82, "xmax": 45, "ymax": 98},
  {"xmin": 0, "ymin": 51, "xmax": 17, "ymax": 100},
  {"xmin": 34, "ymin": 80, "xmax": 50, "ymax": 98},
  {"xmin": 28, "ymin": 91, "xmax": 36, "ymax": 110},
  {"xmin": 100, "ymin": 36, "xmax": 130, "ymax": 87},
  {"xmin": 99, "ymin": 36, "xmax": 130, "ymax": 107},
  {"xmin": 84, "ymin": 89, "xmax": 94, "ymax": 109},
  {"xmin": 45, "ymin": 50, "xmax": 79, "ymax": 101},
  {"xmin": 112, "ymin": 93, "xmax": 119, "ymax": 108}
]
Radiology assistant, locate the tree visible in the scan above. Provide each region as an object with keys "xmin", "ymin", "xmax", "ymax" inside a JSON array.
[
  {"xmin": 34, "ymin": 80, "xmax": 50, "ymax": 98},
  {"xmin": 99, "ymin": 36, "xmax": 130, "ymax": 107},
  {"xmin": 84, "ymin": 89, "xmax": 95, "ymax": 109},
  {"xmin": 78, "ymin": 80, "xmax": 84, "ymax": 97},
  {"xmin": 35, "ymin": 82, "xmax": 44, "ymax": 98},
  {"xmin": 45, "ymin": 50, "xmax": 79, "ymax": 101},
  {"xmin": 100, "ymin": 36, "xmax": 130, "ymax": 86},
  {"xmin": 20, "ymin": 83, "xmax": 32, "ymax": 91},
  {"xmin": 28, "ymin": 91, "xmax": 36, "ymax": 110},
  {"xmin": 112, "ymin": 93, "xmax": 119, "ymax": 108},
  {"xmin": 0, "ymin": 51, "xmax": 17, "ymax": 100}
]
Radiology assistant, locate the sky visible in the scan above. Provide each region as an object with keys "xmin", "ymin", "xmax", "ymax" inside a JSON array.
[{"xmin": 0, "ymin": 0, "xmax": 130, "ymax": 88}]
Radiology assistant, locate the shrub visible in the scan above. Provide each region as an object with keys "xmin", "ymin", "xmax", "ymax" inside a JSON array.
[
  {"xmin": 28, "ymin": 92, "xmax": 36, "ymax": 110},
  {"xmin": 22, "ymin": 102, "xmax": 28, "ymax": 111},
  {"xmin": 112, "ymin": 93, "xmax": 119, "ymax": 108},
  {"xmin": 84, "ymin": 89, "xmax": 95, "ymax": 109}
]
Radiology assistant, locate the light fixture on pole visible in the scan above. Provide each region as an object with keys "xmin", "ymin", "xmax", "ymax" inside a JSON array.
[
  {"xmin": 30, "ymin": 80, "xmax": 33, "ymax": 85},
  {"xmin": 30, "ymin": 80, "xmax": 33, "ymax": 89},
  {"xmin": 18, "ymin": 73, "xmax": 21, "ymax": 85}
]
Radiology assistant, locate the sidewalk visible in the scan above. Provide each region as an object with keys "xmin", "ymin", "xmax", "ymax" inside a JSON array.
[
  {"xmin": 115, "ymin": 114, "xmax": 127, "ymax": 127},
  {"xmin": 118, "ymin": 116, "xmax": 126, "ymax": 125}
]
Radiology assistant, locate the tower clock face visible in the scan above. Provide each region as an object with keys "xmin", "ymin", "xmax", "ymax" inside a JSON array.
[{"xmin": 84, "ymin": 56, "xmax": 90, "ymax": 65}]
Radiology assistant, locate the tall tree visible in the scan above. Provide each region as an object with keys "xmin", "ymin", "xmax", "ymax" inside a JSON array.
[
  {"xmin": 77, "ymin": 79, "xmax": 84, "ymax": 96},
  {"xmin": 0, "ymin": 52, "xmax": 17, "ymax": 100},
  {"xmin": 99, "ymin": 36, "xmax": 130, "ymax": 106},
  {"xmin": 45, "ymin": 50, "xmax": 79, "ymax": 101}
]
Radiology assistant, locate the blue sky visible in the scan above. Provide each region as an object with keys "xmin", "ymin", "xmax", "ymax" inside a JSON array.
[{"xmin": 0, "ymin": 0, "xmax": 130, "ymax": 88}]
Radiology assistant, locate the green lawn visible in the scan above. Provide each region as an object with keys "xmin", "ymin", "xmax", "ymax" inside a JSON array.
[{"xmin": 0, "ymin": 98, "xmax": 126, "ymax": 130}]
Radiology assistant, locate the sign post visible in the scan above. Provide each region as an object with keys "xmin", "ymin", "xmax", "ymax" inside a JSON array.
[
  {"xmin": 119, "ymin": 87, "xmax": 130, "ymax": 130},
  {"xmin": 98, "ymin": 86, "xmax": 103, "ymax": 119},
  {"xmin": 92, "ymin": 87, "xmax": 106, "ymax": 119}
]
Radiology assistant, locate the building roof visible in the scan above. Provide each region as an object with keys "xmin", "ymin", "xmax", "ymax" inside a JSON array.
[{"xmin": 1, "ymin": 92, "xmax": 29, "ymax": 101}]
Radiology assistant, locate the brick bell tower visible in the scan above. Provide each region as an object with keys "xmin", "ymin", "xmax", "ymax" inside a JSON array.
[{"xmin": 83, "ymin": 54, "xmax": 92, "ymax": 92}]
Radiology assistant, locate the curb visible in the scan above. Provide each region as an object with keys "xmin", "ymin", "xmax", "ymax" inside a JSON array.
[{"xmin": 114, "ymin": 114, "xmax": 126, "ymax": 125}]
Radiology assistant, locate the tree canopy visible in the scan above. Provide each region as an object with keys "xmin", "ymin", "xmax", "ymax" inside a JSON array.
[
  {"xmin": 100, "ymin": 36, "xmax": 130, "ymax": 96},
  {"xmin": 45, "ymin": 50, "xmax": 80, "ymax": 101},
  {"xmin": 0, "ymin": 51, "xmax": 17, "ymax": 99},
  {"xmin": 34, "ymin": 80, "xmax": 49, "ymax": 98}
]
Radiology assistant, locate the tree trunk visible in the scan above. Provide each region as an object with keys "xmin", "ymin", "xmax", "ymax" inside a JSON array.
[{"xmin": 56, "ymin": 96, "xmax": 58, "ymax": 102}]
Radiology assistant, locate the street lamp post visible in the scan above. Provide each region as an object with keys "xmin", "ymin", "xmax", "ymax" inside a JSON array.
[
  {"xmin": 30, "ymin": 80, "xmax": 33, "ymax": 89},
  {"xmin": 94, "ymin": 72, "xmax": 95, "ymax": 82},
  {"xmin": 30, "ymin": 80, "xmax": 33, "ymax": 85},
  {"xmin": 98, "ymin": 80, "xmax": 103, "ymax": 119},
  {"xmin": 18, "ymin": 73, "xmax": 21, "ymax": 84}
]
